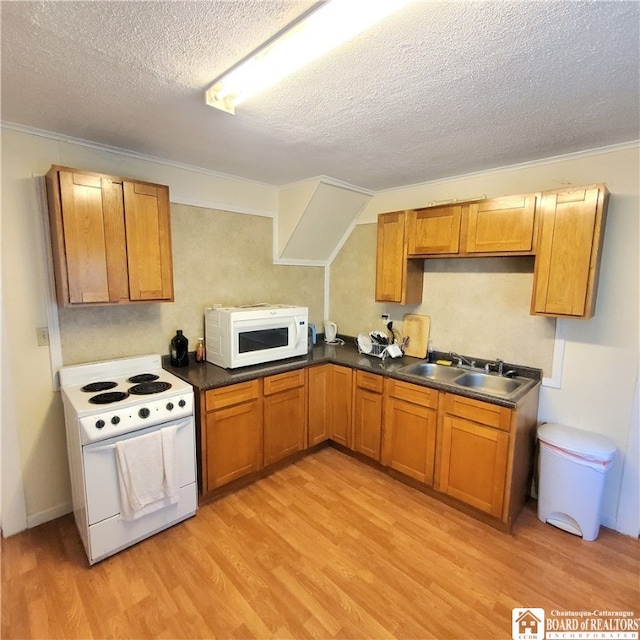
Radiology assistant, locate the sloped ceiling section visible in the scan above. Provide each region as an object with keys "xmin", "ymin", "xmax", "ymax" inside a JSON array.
[{"xmin": 278, "ymin": 179, "xmax": 371, "ymax": 263}]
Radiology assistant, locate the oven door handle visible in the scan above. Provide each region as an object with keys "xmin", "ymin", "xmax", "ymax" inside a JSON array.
[{"xmin": 88, "ymin": 419, "xmax": 192, "ymax": 453}]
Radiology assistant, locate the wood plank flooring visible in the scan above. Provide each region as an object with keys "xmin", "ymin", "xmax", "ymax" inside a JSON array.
[{"xmin": 2, "ymin": 447, "xmax": 638, "ymax": 639}]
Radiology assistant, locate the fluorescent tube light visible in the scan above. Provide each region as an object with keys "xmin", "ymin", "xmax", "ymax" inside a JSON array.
[{"xmin": 205, "ymin": 0, "xmax": 411, "ymax": 114}]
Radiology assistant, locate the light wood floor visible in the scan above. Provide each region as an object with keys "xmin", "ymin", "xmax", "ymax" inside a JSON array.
[{"xmin": 2, "ymin": 447, "xmax": 638, "ymax": 639}]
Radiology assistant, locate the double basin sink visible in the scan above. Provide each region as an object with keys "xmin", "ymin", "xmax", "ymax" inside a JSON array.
[{"xmin": 397, "ymin": 362, "xmax": 532, "ymax": 398}]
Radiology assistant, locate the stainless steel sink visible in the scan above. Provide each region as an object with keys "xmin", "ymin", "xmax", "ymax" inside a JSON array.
[
  {"xmin": 398, "ymin": 362, "xmax": 464, "ymax": 382},
  {"xmin": 398, "ymin": 362, "xmax": 530, "ymax": 398},
  {"xmin": 453, "ymin": 372, "xmax": 523, "ymax": 395}
]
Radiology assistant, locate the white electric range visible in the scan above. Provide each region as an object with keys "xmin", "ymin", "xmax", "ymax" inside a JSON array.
[{"xmin": 59, "ymin": 354, "xmax": 197, "ymax": 565}]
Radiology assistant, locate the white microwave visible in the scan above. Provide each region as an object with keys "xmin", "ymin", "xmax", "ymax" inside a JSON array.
[{"xmin": 205, "ymin": 304, "xmax": 309, "ymax": 369}]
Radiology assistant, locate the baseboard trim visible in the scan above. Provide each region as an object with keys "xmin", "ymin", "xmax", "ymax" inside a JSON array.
[{"xmin": 27, "ymin": 502, "xmax": 73, "ymax": 529}]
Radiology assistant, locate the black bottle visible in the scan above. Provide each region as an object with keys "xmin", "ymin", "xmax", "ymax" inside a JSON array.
[{"xmin": 170, "ymin": 330, "xmax": 189, "ymax": 367}]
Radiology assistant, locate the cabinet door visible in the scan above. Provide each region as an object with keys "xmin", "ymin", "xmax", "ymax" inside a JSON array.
[
  {"xmin": 123, "ymin": 181, "xmax": 174, "ymax": 301},
  {"xmin": 375, "ymin": 211, "xmax": 423, "ymax": 304},
  {"xmin": 205, "ymin": 398, "xmax": 262, "ymax": 490},
  {"xmin": 308, "ymin": 365, "xmax": 330, "ymax": 446},
  {"xmin": 531, "ymin": 186, "xmax": 608, "ymax": 318},
  {"xmin": 382, "ymin": 396, "xmax": 437, "ymax": 484},
  {"xmin": 439, "ymin": 415, "xmax": 509, "ymax": 517},
  {"xmin": 353, "ymin": 372, "xmax": 384, "ymax": 461},
  {"xmin": 56, "ymin": 170, "xmax": 128, "ymax": 304},
  {"xmin": 330, "ymin": 365, "xmax": 353, "ymax": 448},
  {"xmin": 465, "ymin": 194, "xmax": 537, "ymax": 254},
  {"xmin": 408, "ymin": 205, "xmax": 462, "ymax": 255},
  {"xmin": 263, "ymin": 371, "xmax": 306, "ymax": 466}
]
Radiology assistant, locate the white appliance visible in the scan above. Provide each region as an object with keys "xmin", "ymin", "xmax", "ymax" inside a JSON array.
[
  {"xmin": 205, "ymin": 304, "xmax": 308, "ymax": 369},
  {"xmin": 59, "ymin": 354, "xmax": 197, "ymax": 565}
]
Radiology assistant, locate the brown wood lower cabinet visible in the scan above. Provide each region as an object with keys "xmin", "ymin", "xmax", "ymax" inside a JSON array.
[
  {"xmin": 197, "ymin": 362, "xmax": 539, "ymax": 529},
  {"xmin": 308, "ymin": 365, "xmax": 331, "ymax": 446},
  {"xmin": 307, "ymin": 364, "xmax": 354, "ymax": 448},
  {"xmin": 353, "ymin": 371, "xmax": 384, "ymax": 461},
  {"xmin": 263, "ymin": 370, "xmax": 306, "ymax": 466},
  {"xmin": 203, "ymin": 380, "xmax": 262, "ymax": 492},
  {"xmin": 437, "ymin": 392, "xmax": 538, "ymax": 525},
  {"xmin": 439, "ymin": 414, "xmax": 509, "ymax": 518},
  {"xmin": 382, "ymin": 378, "xmax": 438, "ymax": 485},
  {"xmin": 329, "ymin": 365, "xmax": 353, "ymax": 448}
]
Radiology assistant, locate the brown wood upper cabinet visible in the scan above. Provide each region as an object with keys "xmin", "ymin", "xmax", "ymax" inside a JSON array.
[
  {"xmin": 464, "ymin": 194, "xmax": 537, "ymax": 254},
  {"xmin": 407, "ymin": 194, "xmax": 538, "ymax": 257},
  {"xmin": 408, "ymin": 204, "xmax": 463, "ymax": 255},
  {"xmin": 376, "ymin": 185, "xmax": 608, "ymax": 318},
  {"xmin": 45, "ymin": 165, "xmax": 174, "ymax": 306},
  {"xmin": 531, "ymin": 185, "xmax": 609, "ymax": 318},
  {"xmin": 375, "ymin": 211, "xmax": 423, "ymax": 304}
]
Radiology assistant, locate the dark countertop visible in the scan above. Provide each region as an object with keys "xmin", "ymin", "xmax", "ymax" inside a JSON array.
[{"xmin": 163, "ymin": 340, "xmax": 541, "ymax": 408}]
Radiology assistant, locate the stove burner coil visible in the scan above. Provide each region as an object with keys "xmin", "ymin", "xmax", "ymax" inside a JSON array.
[
  {"xmin": 128, "ymin": 381, "xmax": 172, "ymax": 395},
  {"xmin": 88, "ymin": 391, "xmax": 130, "ymax": 405},
  {"xmin": 127, "ymin": 373, "xmax": 160, "ymax": 384},
  {"xmin": 82, "ymin": 381, "xmax": 118, "ymax": 393}
]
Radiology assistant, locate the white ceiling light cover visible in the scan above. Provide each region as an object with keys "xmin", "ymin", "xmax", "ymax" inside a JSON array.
[{"xmin": 205, "ymin": 0, "xmax": 412, "ymax": 113}]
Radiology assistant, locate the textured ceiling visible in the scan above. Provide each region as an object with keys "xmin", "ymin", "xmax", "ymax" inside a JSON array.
[{"xmin": 1, "ymin": 0, "xmax": 638, "ymax": 191}]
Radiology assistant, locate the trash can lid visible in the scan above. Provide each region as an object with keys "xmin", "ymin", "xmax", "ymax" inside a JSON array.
[{"xmin": 538, "ymin": 423, "xmax": 617, "ymax": 461}]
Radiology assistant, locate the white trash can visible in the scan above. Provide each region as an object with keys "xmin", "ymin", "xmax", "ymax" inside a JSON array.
[{"xmin": 537, "ymin": 423, "xmax": 616, "ymax": 541}]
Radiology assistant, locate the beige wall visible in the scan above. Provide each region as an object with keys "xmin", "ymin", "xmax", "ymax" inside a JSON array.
[
  {"xmin": 59, "ymin": 204, "xmax": 324, "ymax": 365},
  {"xmin": 331, "ymin": 225, "xmax": 556, "ymax": 374}
]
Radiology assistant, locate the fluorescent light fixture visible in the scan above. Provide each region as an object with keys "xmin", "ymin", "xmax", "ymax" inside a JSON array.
[{"xmin": 205, "ymin": 0, "xmax": 411, "ymax": 114}]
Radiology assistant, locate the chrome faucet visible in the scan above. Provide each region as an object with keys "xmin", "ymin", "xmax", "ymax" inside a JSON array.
[
  {"xmin": 484, "ymin": 358, "xmax": 503, "ymax": 374},
  {"xmin": 449, "ymin": 351, "xmax": 475, "ymax": 368},
  {"xmin": 484, "ymin": 358, "xmax": 517, "ymax": 377}
]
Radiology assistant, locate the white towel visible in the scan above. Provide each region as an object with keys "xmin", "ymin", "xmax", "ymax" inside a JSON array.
[{"xmin": 116, "ymin": 425, "xmax": 179, "ymax": 521}]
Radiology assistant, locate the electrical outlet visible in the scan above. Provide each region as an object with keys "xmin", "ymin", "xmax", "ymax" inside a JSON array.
[
  {"xmin": 381, "ymin": 313, "xmax": 390, "ymax": 324},
  {"xmin": 36, "ymin": 326, "xmax": 50, "ymax": 347}
]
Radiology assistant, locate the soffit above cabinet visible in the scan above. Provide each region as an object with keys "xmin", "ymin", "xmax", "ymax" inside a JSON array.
[{"xmin": 278, "ymin": 178, "xmax": 371, "ymax": 263}]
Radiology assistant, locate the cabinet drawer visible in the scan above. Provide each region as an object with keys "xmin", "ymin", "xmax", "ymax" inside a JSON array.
[
  {"xmin": 263, "ymin": 369, "xmax": 305, "ymax": 395},
  {"xmin": 385, "ymin": 378, "xmax": 438, "ymax": 409},
  {"xmin": 443, "ymin": 393, "xmax": 512, "ymax": 431},
  {"xmin": 356, "ymin": 370, "xmax": 384, "ymax": 393},
  {"xmin": 205, "ymin": 380, "xmax": 260, "ymax": 411}
]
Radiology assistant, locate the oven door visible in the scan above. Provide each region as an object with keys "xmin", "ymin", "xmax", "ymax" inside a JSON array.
[
  {"xmin": 82, "ymin": 417, "xmax": 197, "ymax": 563},
  {"xmin": 83, "ymin": 417, "xmax": 196, "ymax": 524}
]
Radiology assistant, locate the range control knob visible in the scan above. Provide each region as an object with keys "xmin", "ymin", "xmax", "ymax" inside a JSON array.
[
  {"xmin": 111, "ymin": 416, "xmax": 120, "ymax": 425},
  {"xmin": 138, "ymin": 407, "xmax": 150, "ymax": 419},
  {"xmin": 96, "ymin": 419, "xmax": 105, "ymax": 429},
  {"xmin": 178, "ymin": 399, "xmax": 186, "ymax": 408},
  {"xmin": 166, "ymin": 402, "xmax": 174, "ymax": 411}
]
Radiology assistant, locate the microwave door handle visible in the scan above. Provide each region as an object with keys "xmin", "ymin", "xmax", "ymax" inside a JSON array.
[{"xmin": 292, "ymin": 319, "xmax": 298, "ymax": 346}]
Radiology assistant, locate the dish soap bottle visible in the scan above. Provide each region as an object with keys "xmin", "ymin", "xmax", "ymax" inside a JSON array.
[
  {"xmin": 195, "ymin": 338, "xmax": 205, "ymax": 363},
  {"xmin": 170, "ymin": 330, "xmax": 189, "ymax": 367},
  {"xmin": 427, "ymin": 340, "xmax": 434, "ymax": 363}
]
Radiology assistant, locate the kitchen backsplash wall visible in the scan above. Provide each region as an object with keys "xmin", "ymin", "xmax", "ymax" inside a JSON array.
[
  {"xmin": 330, "ymin": 223, "xmax": 556, "ymax": 375},
  {"xmin": 58, "ymin": 204, "xmax": 324, "ymax": 365}
]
